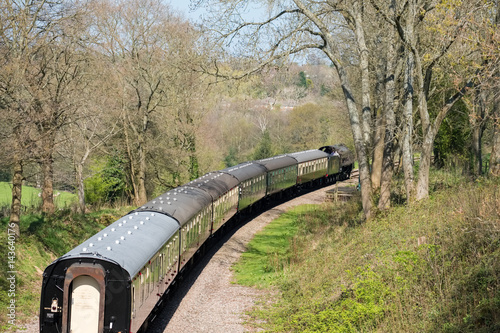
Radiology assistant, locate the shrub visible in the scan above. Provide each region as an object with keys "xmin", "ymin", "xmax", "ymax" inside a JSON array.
[{"xmin": 84, "ymin": 154, "xmax": 130, "ymax": 206}]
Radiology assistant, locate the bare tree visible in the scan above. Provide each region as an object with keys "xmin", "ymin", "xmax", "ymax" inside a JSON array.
[
  {"xmin": 485, "ymin": 0, "xmax": 500, "ymax": 176},
  {"xmin": 372, "ymin": 0, "xmax": 484, "ymax": 201},
  {"xmin": 377, "ymin": 0, "xmax": 403, "ymax": 210},
  {"xmin": 198, "ymin": 0, "xmax": 375, "ymax": 218},
  {"xmin": 61, "ymin": 97, "xmax": 118, "ymax": 213},
  {"xmin": 92, "ymin": 0, "xmax": 207, "ymax": 204},
  {"xmin": 0, "ymin": 0, "xmax": 87, "ymax": 234}
]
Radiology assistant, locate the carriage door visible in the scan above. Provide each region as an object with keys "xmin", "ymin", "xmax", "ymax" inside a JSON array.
[
  {"xmin": 62, "ymin": 264, "xmax": 106, "ymax": 333},
  {"xmin": 70, "ymin": 275, "xmax": 100, "ymax": 333}
]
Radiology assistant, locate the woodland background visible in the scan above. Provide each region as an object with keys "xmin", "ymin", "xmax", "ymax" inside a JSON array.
[{"xmin": 0, "ymin": 0, "xmax": 499, "ymax": 231}]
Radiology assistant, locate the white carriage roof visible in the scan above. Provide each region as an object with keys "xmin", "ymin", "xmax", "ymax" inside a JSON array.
[
  {"xmin": 221, "ymin": 162, "xmax": 267, "ymax": 182},
  {"xmin": 135, "ymin": 185, "xmax": 213, "ymax": 227},
  {"xmin": 186, "ymin": 172, "xmax": 239, "ymax": 200},
  {"xmin": 287, "ymin": 149, "xmax": 329, "ymax": 163},
  {"xmin": 255, "ymin": 155, "xmax": 298, "ymax": 171},
  {"xmin": 62, "ymin": 211, "xmax": 180, "ymax": 277}
]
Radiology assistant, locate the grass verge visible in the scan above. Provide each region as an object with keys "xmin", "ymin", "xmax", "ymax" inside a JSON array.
[{"xmin": 235, "ymin": 177, "xmax": 500, "ymax": 332}]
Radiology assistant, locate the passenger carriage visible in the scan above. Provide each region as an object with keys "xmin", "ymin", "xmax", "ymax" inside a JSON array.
[{"xmin": 39, "ymin": 146, "xmax": 354, "ymax": 333}]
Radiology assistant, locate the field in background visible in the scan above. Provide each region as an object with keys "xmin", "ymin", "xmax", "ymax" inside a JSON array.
[{"xmin": 0, "ymin": 182, "xmax": 77, "ymax": 213}]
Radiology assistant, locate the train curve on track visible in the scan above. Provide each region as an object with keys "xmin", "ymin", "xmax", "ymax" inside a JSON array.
[{"xmin": 147, "ymin": 176, "xmax": 358, "ymax": 333}]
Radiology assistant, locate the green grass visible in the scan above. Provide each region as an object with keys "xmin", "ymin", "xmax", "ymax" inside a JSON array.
[
  {"xmin": 233, "ymin": 205, "xmax": 318, "ymax": 288},
  {"xmin": 0, "ymin": 207, "xmax": 132, "ymax": 330},
  {"xmin": 0, "ymin": 182, "xmax": 77, "ymax": 211},
  {"xmin": 235, "ymin": 174, "xmax": 500, "ymax": 332}
]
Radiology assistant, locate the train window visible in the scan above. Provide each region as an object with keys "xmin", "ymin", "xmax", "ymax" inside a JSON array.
[
  {"xmin": 182, "ymin": 228, "xmax": 187, "ymax": 252},
  {"xmin": 167, "ymin": 245, "xmax": 171, "ymax": 268}
]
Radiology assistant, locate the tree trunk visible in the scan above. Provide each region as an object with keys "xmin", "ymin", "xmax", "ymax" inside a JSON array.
[
  {"xmin": 137, "ymin": 141, "xmax": 148, "ymax": 205},
  {"xmin": 75, "ymin": 162, "xmax": 86, "ymax": 213},
  {"xmin": 123, "ymin": 112, "xmax": 139, "ymax": 206},
  {"xmin": 136, "ymin": 108, "xmax": 151, "ymax": 206},
  {"xmin": 416, "ymin": 127, "xmax": 436, "ymax": 200},
  {"xmin": 9, "ymin": 157, "xmax": 23, "ymax": 238},
  {"xmin": 371, "ymin": 109, "xmax": 385, "ymax": 190},
  {"xmin": 402, "ymin": 47, "xmax": 415, "ymax": 202},
  {"xmin": 471, "ymin": 88, "xmax": 486, "ymax": 175},
  {"xmin": 378, "ymin": 14, "xmax": 398, "ymax": 210},
  {"xmin": 490, "ymin": 99, "xmax": 500, "ymax": 177},
  {"xmin": 491, "ymin": 4, "xmax": 500, "ymax": 176},
  {"xmin": 293, "ymin": 0, "xmax": 373, "ymax": 219},
  {"xmin": 471, "ymin": 123, "xmax": 483, "ymax": 175},
  {"xmin": 342, "ymin": 1, "xmax": 373, "ymax": 219},
  {"xmin": 353, "ymin": 1, "xmax": 373, "ymax": 152},
  {"xmin": 338, "ymin": 63, "xmax": 373, "ymax": 219},
  {"xmin": 40, "ymin": 132, "xmax": 56, "ymax": 214}
]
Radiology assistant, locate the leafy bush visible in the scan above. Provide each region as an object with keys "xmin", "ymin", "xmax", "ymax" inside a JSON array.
[{"xmin": 84, "ymin": 154, "xmax": 130, "ymax": 206}]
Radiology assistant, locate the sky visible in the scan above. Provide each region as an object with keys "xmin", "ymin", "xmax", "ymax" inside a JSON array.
[
  {"xmin": 167, "ymin": 0, "xmax": 205, "ymax": 21},
  {"xmin": 166, "ymin": 0, "xmax": 266, "ymax": 23}
]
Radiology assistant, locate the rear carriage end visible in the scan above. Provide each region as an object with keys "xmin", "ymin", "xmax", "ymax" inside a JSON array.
[{"xmin": 40, "ymin": 211, "xmax": 181, "ymax": 333}]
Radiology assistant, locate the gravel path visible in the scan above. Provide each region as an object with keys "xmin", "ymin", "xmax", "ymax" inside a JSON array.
[{"xmin": 148, "ymin": 182, "xmax": 347, "ymax": 333}]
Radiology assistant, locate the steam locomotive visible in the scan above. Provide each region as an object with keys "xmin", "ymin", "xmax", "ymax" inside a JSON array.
[{"xmin": 39, "ymin": 144, "xmax": 353, "ymax": 333}]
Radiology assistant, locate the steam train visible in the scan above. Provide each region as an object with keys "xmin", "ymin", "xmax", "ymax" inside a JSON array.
[{"xmin": 39, "ymin": 144, "xmax": 354, "ymax": 333}]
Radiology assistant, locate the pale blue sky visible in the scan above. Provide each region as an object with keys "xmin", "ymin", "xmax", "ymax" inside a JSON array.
[
  {"xmin": 167, "ymin": 0, "xmax": 204, "ymax": 21},
  {"xmin": 166, "ymin": 0, "xmax": 265, "ymax": 22}
]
